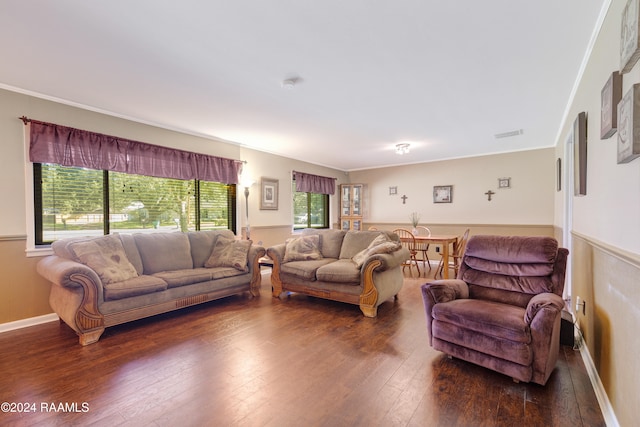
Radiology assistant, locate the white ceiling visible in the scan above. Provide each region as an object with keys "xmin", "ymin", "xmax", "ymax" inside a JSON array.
[{"xmin": 0, "ymin": 1, "xmax": 607, "ymax": 171}]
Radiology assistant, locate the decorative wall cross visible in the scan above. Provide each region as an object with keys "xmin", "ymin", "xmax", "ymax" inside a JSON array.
[
  {"xmin": 484, "ymin": 190, "xmax": 495, "ymax": 201},
  {"xmin": 401, "ymin": 195, "xmax": 408, "ymax": 204}
]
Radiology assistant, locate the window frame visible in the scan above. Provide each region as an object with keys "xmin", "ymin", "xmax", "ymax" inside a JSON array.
[
  {"xmin": 32, "ymin": 162, "xmax": 237, "ymax": 247},
  {"xmin": 292, "ymin": 179, "xmax": 330, "ymax": 230}
]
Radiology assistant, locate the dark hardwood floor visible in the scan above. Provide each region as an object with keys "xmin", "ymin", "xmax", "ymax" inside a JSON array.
[{"xmin": 0, "ymin": 268, "xmax": 605, "ymax": 426}]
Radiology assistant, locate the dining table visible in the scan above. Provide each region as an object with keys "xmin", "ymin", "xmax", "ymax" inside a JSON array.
[{"xmin": 400, "ymin": 234, "xmax": 459, "ymax": 279}]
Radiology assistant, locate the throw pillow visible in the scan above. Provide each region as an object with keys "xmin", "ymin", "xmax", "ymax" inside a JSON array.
[
  {"xmin": 352, "ymin": 234, "xmax": 401, "ymax": 268},
  {"xmin": 69, "ymin": 234, "xmax": 139, "ymax": 284},
  {"xmin": 283, "ymin": 235, "xmax": 323, "ymax": 262},
  {"xmin": 204, "ymin": 236, "xmax": 251, "ymax": 272}
]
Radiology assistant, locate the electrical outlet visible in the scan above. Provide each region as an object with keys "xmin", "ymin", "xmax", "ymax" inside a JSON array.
[
  {"xmin": 435, "ymin": 246, "xmax": 440, "ymax": 253},
  {"xmin": 575, "ymin": 296, "xmax": 586, "ymax": 315}
]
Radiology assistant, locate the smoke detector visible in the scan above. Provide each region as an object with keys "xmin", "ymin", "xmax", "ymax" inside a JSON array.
[{"xmin": 282, "ymin": 76, "xmax": 302, "ymax": 89}]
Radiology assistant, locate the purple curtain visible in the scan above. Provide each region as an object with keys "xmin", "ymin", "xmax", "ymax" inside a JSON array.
[
  {"xmin": 194, "ymin": 152, "xmax": 243, "ymax": 184},
  {"xmin": 294, "ymin": 170, "xmax": 336, "ymax": 195},
  {"xmin": 29, "ymin": 121, "xmax": 129, "ymax": 173},
  {"xmin": 28, "ymin": 120, "xmax": 242, "ymax": 184},
  {"xmin": 125, "ymin": 141, "xmax": 196, "ymax": 180}
]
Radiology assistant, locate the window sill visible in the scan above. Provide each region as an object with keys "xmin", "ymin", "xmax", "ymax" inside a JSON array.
[{"xmin": 26, "ymin": 246, "xmax": 53, "ymax": 257}]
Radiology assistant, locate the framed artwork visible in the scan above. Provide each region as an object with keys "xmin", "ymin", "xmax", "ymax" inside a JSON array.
[
  {"xmin": 573, "ymin": 112, "xmax": 587, "ymax": 196},
  {"xmin": 260, "ymin": 177, "xmax": 279, "ymax": 210},
  {"xmin": 433, "ymin": 185, "xmax": 452, "ymax": 203},
  {"xmin": 617, "ymin": 84, "xmax": 640, "ymax": 163},
  {"xmin": 621, "ymin": 0, "xmax": 640, "ymax": 73},
  {"xmin": 556, "ymin": 158, "xmax": 562, "ymax": 192},
  {"xmin": 498, "ymin": 177, "xmax": 511, "ymax": 189},
  {"xmin": 601, "ymin": 71, "xmax": 622, "ymax": 138},
  {"xmin": 389, "ymin": 186, "xmax": 397, "ymax": 195}
]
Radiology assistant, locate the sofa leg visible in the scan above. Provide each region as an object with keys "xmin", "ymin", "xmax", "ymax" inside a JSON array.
[
  {"xmin": 271, "ymin": 279, "xmax": 283, "ymax": 298},
  {"xmin": 78, "ymin": 328, "xmax": 105, "ymax": 346},
  {"xmin": 359, "ymin": 304, "xmax": 377, "ymax": 318}
]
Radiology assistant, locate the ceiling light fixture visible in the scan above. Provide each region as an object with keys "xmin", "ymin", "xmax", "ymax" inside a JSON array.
[{"xmin": 395, "ymin": 143, "xmax": 410, "ymax": 155}]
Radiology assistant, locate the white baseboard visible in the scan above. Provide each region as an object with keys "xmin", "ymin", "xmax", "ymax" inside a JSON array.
[
  {"xmin": 577, "ymin": 337, "xmax": 619, "ymax": 427},
  {"xmin": 0, "ymin": 313, "xmax": 59, "ymax": 334}
]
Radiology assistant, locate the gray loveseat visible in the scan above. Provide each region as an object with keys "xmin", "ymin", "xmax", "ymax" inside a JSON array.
[
  {"xmin": 36, "ymin": 230, "xmax": 265, "ymax": 345},
  {"xmin": 267, "ymin": 229, "xmax": 409, "ymax": 317}
]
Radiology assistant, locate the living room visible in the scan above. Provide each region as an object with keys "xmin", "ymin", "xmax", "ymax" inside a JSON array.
[{"xmin": 0, "ymin": 1, "xmax": 638, "ymax": 426}]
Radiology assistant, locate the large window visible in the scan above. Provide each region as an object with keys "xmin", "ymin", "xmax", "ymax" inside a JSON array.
[
  {"xmin": 292, "ymin": 180, "xmax": 329, "ymax": 229},
  {"xmin": 34, "ymin": 163, "xmax": 236, "ymax": 244}
]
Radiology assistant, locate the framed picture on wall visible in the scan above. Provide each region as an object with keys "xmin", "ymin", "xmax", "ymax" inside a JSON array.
[
  {"xmin": 433, "ymin": 185, "xmax": 452, "ymax": 203},
  {"xmin": 617, "ymin": 84, "xmax": 640, "ymax": 163},
  {"xmin": 573, "ymin": 112, "xmax": 587, "ymax": 196},
  {"xmin": 498, "ymin": 177, "xmax": 511, "ymax": 189},
  {"xmin": 601, "ymin": 71, "xmax": 622, "ymax": 138},
  {"xmin": 621, "ymin": 0, "xmax": 640, "ymax": 73},
  {"xmin": 260, "ymin": 177, "xmax": 279, "ymax": 210}
]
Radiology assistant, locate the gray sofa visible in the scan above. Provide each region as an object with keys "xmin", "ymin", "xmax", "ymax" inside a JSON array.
[
  {"xmin": 267, "ymin": 229, "xmax": 409, "ymax": 317},
  {"xmin": 36, "ymin": 230, "xmax": 265, "ymax": 345}
]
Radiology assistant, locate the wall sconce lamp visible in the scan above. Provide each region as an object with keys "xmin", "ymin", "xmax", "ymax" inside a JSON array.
[
  {"xmin": 395, "ymin": 143, "xmax": 410, "ymax": 155},
  {"xmin": 240, "ymin": 177, "xmax": 255, "ymax": 240}
]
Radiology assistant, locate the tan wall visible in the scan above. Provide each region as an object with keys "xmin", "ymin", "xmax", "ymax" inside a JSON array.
[
  {"xmin": 0, "ymin": 238, "xmax": 51, "ymax": 323},
  {"xmin": 571, "ymin": 233, "xmax": 640, "ymax": 427},
  {"xmin": 245, "ymin": 225, "xmax": 295, "ymax": 250},
  {"xmin": 238, "ymin": 147, "xmax": 348, "ymax": 236},
  {"xmin": 349, "ymin": 148, "xmax": 555, "ymax": 226}
]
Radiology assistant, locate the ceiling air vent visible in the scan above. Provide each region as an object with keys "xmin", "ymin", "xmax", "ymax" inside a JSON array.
[{"xmin": 494, "ymin": 129, "xmax": 524, "ymax": 139}]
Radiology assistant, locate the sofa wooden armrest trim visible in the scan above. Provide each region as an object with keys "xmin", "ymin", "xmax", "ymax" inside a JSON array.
[
  {"xmin": 248, "ymin": 246, "xmax": 266, "ymax": 297},
  {"xmin": 37, "ymin": 256, "xmax": 106, "ymax": 345},
  {"xmin": 266, "ymin": 245, "xmax": 286, "ymax": 297},
  {"xmin": 359, "ymin": 259, "xmax": 382, "ymax": 317},
  {"xmin": 69, "ymin": 272, "xmax": 106, "ymax": 345}
]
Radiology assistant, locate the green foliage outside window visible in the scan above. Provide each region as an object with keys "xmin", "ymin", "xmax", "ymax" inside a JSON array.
[
  {"xmin": 35, "ymin": 163, "xmax": 236, "ymax": 244},
  {"xmin": 292, "ymin": 181, "xmax": 329, "ymax": 229}
]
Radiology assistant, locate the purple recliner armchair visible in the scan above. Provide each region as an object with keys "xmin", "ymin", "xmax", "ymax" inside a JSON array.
[{"xmin": 421, "ymin": 235, "xmax": 569, "ymax": 385}]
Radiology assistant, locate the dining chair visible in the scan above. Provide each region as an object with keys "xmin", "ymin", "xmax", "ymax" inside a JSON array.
[
  {"xmin": 436, "ymin": 228, "xmax": 470, "ymax": 278},
  {"xmin": 415, "ymin": 225, "xmax": 432, "ymax": 273},
  {"xmin": 392, "ymin": 228, "xmax": 421, "ymax": 277}
]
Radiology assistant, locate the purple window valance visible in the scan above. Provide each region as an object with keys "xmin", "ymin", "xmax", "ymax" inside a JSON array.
[
  {"xmin": 293, "ymin": 170, "xmax": 336, "ymax": 195},
  {"xmin": 27, "ymin": 120, "xmax": 243, "ymax": 184}
]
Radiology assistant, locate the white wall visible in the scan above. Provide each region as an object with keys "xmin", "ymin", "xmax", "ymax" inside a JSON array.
[{"xmin": 554, "ymin": 0, "xmax": 640, "ymax": 255}]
